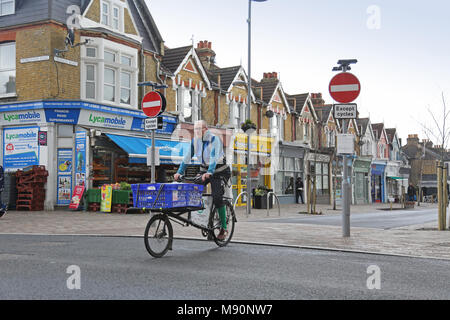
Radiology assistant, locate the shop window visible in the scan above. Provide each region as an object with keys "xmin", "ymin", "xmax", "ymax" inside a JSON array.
[
  {"xmin": 0, "ymin": 0, "xmax": 14, "ymax": 16},
  {"xmin": 0, "ymin": 42, "xmax": 15, "ymax": 96}
]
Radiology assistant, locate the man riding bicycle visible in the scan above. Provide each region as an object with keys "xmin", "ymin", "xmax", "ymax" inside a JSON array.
[{"xmin": 174, "ymin": 120, "xmax": 230, "ymax": 241}]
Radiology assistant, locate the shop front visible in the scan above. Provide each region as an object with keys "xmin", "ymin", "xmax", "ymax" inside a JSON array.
[
  {"xmin": 371, "ymin": 162, "xmax": 386, "ymax": 203},
  {"xmin": 385, "ymin": 161, "xmax": 402, "ymax": 203},
  {"xmin": 306, "ymin": 152, "xmax": 331, "ymax": 205},
  {"xmin": 274, "ymin": 141, "xmax": 306, "ymax": 204},
  {"xmin": 0, "ymin": 100, "xmax": 181, "ymax": 210},
  {"xmin": 353, "ymin": 156, "xmax": 371, "ymax": 204},
  {"xmin": 231, "ymin": 133, "xmax": 273, "ymax": 207}
]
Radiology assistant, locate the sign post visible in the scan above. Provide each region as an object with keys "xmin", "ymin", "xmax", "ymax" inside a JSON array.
[
  {"xmin": 140, "ymin": 83, "xmax": 167, "ymax": 184},
  {"xmin": 329, "ymin": 61, "xmax": 360, "ymax": 238}
]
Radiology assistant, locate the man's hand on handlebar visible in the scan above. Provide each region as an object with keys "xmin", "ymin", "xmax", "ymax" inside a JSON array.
[
  {"xmin": 202, "ymin": 173, "xmax": 211, "ymax": 182},
  {"xmin": 173, "ymin": 173, "xmax": 182, "ymax": 182}
]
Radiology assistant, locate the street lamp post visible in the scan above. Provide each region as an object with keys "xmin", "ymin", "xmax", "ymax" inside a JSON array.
[{"xmin": 246, "ymin": 0, "xmax": 267, "ymax": 216}]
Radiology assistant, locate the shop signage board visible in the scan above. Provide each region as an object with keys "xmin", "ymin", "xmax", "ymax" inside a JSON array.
[
  {"xmin": 77, "ymin": 110, "xmax": 133, "ymax": 130},
  {"xmin": 3, "ymin": 126, "xmax": 40, "ymax": 171},
  {"xmin": 101, "ymin": 185, "xmax": 113, "ymax": 213},
  {"xmin": 69, "ymin": 185, "xmax": 85, "ymax": 210},
  {"xmin": 329, "ymin": 73, "xmax": 361, "ymax": 103},
  {"xmin": 44, "ymin": 108, "xmax": 80, "ymax": 124},
  {"xmin": 0, "ymin": 110, "xmax": 45, "ymax": 125},
  {"xmin": 57, "ymin": 148, "xmax": 73, "ymax": 205},
  {"xmin": 75, "ymin": 131, "xmax": 87, "ymax": 187}
]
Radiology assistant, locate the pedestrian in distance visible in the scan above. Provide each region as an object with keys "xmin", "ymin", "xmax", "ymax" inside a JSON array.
[
  {"xmin": 407, "ymin": 183, "xmax": 415, "ymax": 202},
  {"xmin": 296, "ymin": 176, "xmax": 304, "ymax": 204}
]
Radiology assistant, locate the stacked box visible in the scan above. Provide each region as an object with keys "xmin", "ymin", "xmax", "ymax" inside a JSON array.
[
  {"xmin": 15, "ymin": 165, "xmax": 48, "ymax": 211},
  {"xmin": 131, "ymin": 183, "xmax": 204, "ymax": 209}
]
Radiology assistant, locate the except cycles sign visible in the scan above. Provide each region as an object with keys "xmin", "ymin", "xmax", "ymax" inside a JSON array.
[{"xmin": 334, "ymin": 104, "xmax": 357, "ymax": 119}]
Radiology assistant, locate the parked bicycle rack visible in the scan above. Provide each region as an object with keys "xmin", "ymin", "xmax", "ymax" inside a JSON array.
[
  {"xmin": 234, "ymin": 191, "xmax": 249, "ymax": 217},
  {"xmin": 266, "ymin": 192, "xmax": 281, "ymax": 217}
]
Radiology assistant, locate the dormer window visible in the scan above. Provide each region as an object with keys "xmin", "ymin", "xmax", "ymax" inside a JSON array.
[
  {"xmin": 101, "ymin": 0, "xmax": 122, "ymax": 32},
  {"xmin": 0, "ymin": 0, "xmax": 14, "ymax": 16}
]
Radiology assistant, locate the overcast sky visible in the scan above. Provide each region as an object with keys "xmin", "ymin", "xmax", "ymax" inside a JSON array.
[{"xmin": 146, "ymin": 0, "xmax": 450, "ymax": 145}]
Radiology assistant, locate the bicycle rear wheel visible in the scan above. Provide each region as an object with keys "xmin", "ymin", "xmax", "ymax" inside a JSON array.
[
  {"xmin": 209, "ymin": 201, "xmax": 236, "ymax": 247},
  {"xmin": 144, "ymin": 214, "xmax": 173, "ymax": 258}
]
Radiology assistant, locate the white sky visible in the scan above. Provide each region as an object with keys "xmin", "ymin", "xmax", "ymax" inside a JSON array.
[{"xmin": 145, "ymin": 0, "xmax": 450, "ymax": 145}]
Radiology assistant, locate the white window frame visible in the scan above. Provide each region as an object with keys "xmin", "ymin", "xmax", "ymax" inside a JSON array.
[
  {"xmin": 85, "ymin": 64, "xmax": 96, "ymax": 100},
  {"xmin": 80, "ymin": 37, "xmax": 138, "ymax": 109},
  {"xmin": 0, "ymin": 0, "xmax": 15, "ymax": 16},
  {"xmin": 101, "ymin": 0, "xmax": 123, "ymax": 32},
  {"xmin": 101, "ymin": 1, "xmax": 110, "ymax": 26},
  {"xmin": 278, "ymin": 115, "xmax": 284, "ymax": 141},
  {"xmin": 0, "ymin": 42, "xmax": 16, "ymax": 97},
  {"xmin": 177, "ymin": 87, "xmax": 202, "ymax": 123}
]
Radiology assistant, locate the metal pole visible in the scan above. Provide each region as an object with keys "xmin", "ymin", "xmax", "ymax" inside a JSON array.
[
  {"xmin": 151, "ymin": 129, "xmax": 156, "ymax": 183},
  {"xmin": 246, "ymin": 0, "xmax": 252, "ymax": 216},
  {"xmin": 342, "ymin": 119, "xmax": 350, "ymax": 237},
  {"xmin": 443, "ymin": 164, "xmax": 447, "ymax": 230}
]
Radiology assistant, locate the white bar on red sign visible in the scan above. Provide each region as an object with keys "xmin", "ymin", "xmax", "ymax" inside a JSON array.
[{"xmin": 330, "ymin": 84, "xmax": 360, "ymax": 92}]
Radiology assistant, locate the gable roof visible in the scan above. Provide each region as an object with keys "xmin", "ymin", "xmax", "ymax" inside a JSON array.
[
  {"xmin": 209, "ymin": 66, "xmax": 241, "ymax": 91},
  {"xmin": 314, "ymin": 105, "xmax": 333, "ymax": 124},
  {"xmin": 356, "ymin": 118, "xmax": 370, "ymax": 136},
  {"xmin": 161, "ymin": 46, "xmax": 192, "ymax": 74},
  {"xmin": 385, "ymin": 128, "xmax": 397, "ymax": 144},
  {"xmin": 287, "ymin": 93, "xmax": 309, "ymax": 114},
  {"xmin": 371, "ymin": 123, "xmax": 385, "ymax": 141},
  {"xmin": 0, "ymin": 1, "xmax": 163, "ymax": 54}
]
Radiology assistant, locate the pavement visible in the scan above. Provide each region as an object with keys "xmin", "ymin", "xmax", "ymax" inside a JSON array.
[{"xmin": 0, "ymin": 202, "xmax": 449, "ymax": 260}]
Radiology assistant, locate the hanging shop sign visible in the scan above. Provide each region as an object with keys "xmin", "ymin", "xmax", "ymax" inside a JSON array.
[
  {"xmin": 57, "ymin": 148, "xmax": 73, "ymax": 205},
  {"xmin": 38, "ymin": 131, "xmax": 47, "ymax": 146},
  {"xmin": 3, "ymin": 126, "xmax": 40, "ymax": 171}
]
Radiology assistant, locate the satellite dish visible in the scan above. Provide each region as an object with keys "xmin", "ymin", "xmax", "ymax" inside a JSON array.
[{"xmin": 65, "ymin": 28, "xmax": 75, "ymax": 47}]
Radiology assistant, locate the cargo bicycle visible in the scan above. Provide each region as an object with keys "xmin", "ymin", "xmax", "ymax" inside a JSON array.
[{"xmin": 132, "ymin": 175, "xmax": 236, "ymax": 258}]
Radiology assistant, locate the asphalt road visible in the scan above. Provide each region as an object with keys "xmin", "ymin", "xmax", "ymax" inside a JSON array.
[
  {"xmin": 0, "ymin": 234, "xmax": 449, "ymax": 300},
  {"xmin": 254, "ymin": 208, "xmax": 438, "ymax": 229}
]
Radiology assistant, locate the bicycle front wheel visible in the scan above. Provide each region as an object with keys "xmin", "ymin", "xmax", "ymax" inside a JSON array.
[
  {"xmin": 209, "ymin": 201, "xmax": 236, "ymax": 247},
  {"xmin": 144, "ymin": 214, "xmax": 173, "ymax": 258}
]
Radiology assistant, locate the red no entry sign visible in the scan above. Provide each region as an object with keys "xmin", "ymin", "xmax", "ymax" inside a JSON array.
[
  {"xmin": 142, "ymin": 91, "xmax": 166, "ymax": 118},
  {"xmin": 329, "ymin": 72, "xmax": 361, "ymax": 104}
]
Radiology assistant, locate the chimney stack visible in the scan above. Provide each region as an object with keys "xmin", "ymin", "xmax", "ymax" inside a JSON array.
[{"xmin": 197, "ymin": 40, "xmax": 216, "ymax": 70}]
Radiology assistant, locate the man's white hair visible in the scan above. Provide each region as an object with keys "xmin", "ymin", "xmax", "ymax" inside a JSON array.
[{"xmin": 194, "ymin": 120, "xmax": 208, "ymax": 128}]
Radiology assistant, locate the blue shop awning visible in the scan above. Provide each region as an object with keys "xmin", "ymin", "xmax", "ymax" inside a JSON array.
[{"xmin": 105, "ymin": 133, "xmax": 195, "ymax": 164}]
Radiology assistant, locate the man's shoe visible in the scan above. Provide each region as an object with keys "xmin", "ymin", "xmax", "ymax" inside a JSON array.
[
  {"xmin": 217, "ymin": 228, "xmax": 228, "ymax": 241},
  {"xmin": 0, "ymin": 210, "xmax": 6, "ymax": 218}
]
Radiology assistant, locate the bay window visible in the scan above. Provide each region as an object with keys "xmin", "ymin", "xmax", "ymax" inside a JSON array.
[
  {"xmin": 81, "ymin": 38, "xmax": 138, "ymax": 108},
  {"xmin": 177, "ymin": 87, "xmax": 202, "ymax": 123},
  {"xmin": 0, "ymin": 42, "xmax": 15, "ymax": 96}
]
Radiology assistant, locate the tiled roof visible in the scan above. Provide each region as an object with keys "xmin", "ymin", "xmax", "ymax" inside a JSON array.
[
  {"xmin": 209, "ymin": 66, "xmax": 241, "ymax": 91},
  {"xmin": 356, "ymin": 118, "xmax": 370, "ymax": 136},
  {"xmin": 258, "ymin": 80, "xmax": 279, "ymax": 103},
  {"xmin": 385, "ymin": 128, "xmax": 397, "ymax": 144},
  {"xmin": 371, "ymin": 123, "xmax": 384, "ymax": 139},
  {"xmin": 161, "ymin": 46, "xmax": 192, "ymax": 74},
  {"xmin": 287, "ymin": 93, "xmax": 309, "ymax": 113},
  {"xmin": 0, "ymin": 0, "xmax": 162, "ymax": 53},
  {"xmin": 314, "ymin": 105, "xmax": 333, "ymax": 123}
]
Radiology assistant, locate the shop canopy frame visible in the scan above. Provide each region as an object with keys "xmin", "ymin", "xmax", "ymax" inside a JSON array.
[{"xmin": 105, "ymin": 133, "xmax": 199, "ymax": 165}]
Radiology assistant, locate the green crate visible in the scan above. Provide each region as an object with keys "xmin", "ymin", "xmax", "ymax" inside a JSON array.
[
  {"xmin": 112, "ymin": 190, "xmax": 131, "ymax": 205},
  {"xmin": 86, "ymin": 189, "xmax": 101, "ymax": 204}
]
